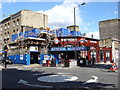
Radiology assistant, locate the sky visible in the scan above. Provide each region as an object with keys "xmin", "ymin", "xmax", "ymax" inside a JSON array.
[{"xmin": 0, "ymin": 0, "xmax": 118, "ymax": 39}]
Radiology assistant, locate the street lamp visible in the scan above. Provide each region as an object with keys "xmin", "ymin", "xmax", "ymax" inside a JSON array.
[
  {"xmin": 74, "ymin": 2, "xmax": 86, "ymax": 60},
  {"xmin": 74, "ymin": 3, "xmax": 86, "ymax": 32}
]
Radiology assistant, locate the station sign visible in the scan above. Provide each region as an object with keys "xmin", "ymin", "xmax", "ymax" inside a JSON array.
[
  {"xmin": 67, "ymin": 47, "xmax": 90, "ymax": 51},
  {"xmin": 50, "ymin": 47, "xmax": 90, "ymax": 51},
  {"xmin": 50, "ymin": 47, "xmax": 66, "ymax": 51},
  {"xmin": 54, "ymin": 38, "xmax": 60, "ymax": 44}
]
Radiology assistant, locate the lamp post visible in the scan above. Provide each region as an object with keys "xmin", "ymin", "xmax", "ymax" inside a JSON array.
[{"xmin": 74, "ymin": 2, "xmax": 86, "ymax": 60}]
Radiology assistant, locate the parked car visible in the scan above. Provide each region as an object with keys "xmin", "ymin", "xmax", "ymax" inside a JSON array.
[{"xmin": 2, "ymin": 57, "xmax": 13, "ymax": 64}]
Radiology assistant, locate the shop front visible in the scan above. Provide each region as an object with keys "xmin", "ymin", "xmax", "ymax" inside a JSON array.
[{"xmin": 49, "ymin": 47, "xmax": 90, "ymax": 67}]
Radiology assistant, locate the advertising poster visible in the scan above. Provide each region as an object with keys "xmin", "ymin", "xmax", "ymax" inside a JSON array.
[
  {"xmin": 20, "ymin": 54, "xmax": 23, "ymax": 60},
  {"xmin": 44, "ymin": 55, "xmax": 50, "ymax": 60}
]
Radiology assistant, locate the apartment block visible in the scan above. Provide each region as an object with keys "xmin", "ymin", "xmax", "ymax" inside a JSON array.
[
  {"xmin": 99, "ymin": 19, "xmax": 120, "ymax": 62},
  {"xmin": 0, "ymin": 10, "xmax": 48, "ymax": 50},
  {"xmin": 99, "ymin": 19, "xmax": 119, "ymax": 40}
]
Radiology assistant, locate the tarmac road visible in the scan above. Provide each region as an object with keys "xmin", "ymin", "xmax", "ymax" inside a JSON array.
[{"xmin": 0, "ymin": 64, "xmax": 119, "ymax": 90}]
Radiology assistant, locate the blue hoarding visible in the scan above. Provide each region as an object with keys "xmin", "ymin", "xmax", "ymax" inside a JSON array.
[
  {"xmin": 11, "ymin": 28, "xmax": 82, "ymax": 42},
  {"xmin": 12, "ymin": 28, "xmax": 41, "ymax": 42}
]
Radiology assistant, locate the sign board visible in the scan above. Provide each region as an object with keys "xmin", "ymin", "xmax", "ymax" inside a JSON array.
[
  {"xmin": 50, "ymin": 47, "xmax": 90, "ymax": 51},
  {"xmin": 30, "ymin": 46, "xmax": 38, "ymax": 52},
  {"xmin": 67, "ymin": 47, "xmax": 90, "ymax": 51},
  {"xmin": 20, "ymin": 54, "xmax": 23, "ymax": 60},
  {"xmin": 44, "ymin": 55, "xmax": 50, "ymax": 60},
  {"xmin": 54, "ymin": 38, "xmax": 60, "ymax": 44},
  {"xmin": 61, "ymin": 38, "xmax": 77, "ymax": 42},
  {"xmin": 90, "ymin": 41, "xmax": 97, "ymax": 43},
  {"xmin": 50, "ymin": 47, "xmax": 66, "ymax": 51}
]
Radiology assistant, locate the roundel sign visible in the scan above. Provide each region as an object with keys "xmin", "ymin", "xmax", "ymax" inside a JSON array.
[
  {"xmin": 54, "ymin": 38, "xmax": 60, "ymax": 44},
  {"xmin": 78, "ymin": 38, "xmax": 85, "ymax": 44}
]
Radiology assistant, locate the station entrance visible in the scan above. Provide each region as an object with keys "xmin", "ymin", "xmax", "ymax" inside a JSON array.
[{"xmin": 30, "ymin": 52, "xmax": 40, "ymax": 64}]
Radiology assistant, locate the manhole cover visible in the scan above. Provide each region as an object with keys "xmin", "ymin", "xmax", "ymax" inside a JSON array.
[{"xmin": 37, "ymin": 75, "xmax": 78, "ymax": 82}]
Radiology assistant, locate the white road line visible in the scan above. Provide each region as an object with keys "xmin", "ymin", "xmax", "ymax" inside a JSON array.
[
  {"xmin": 57, "ymin": 73, "xmax": 71, "ymax": 75},
  {"xmin": 83, "ymin": 75, "xmax": 98, "ymax": 84},
  {"xmin": 33, "ymin": 73, "xmax": 47, "ymax": 76},
  {"xmin": 37, "ymin": 75, "xmax": 78, "ymax": 82},
  {"xmin": 18, "ymin": 79, "xmax": 52, "ymax": 88}
]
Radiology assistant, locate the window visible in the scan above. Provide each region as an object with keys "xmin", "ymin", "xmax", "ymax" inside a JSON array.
[
  {"xmin": 13, "ymin": 21, "xmax": 15, "ymax": 26},
  {"xmin": 0, "ymin": 26, "xmax": 2, "ymax": 31},
  {"xmin": 5, "ymin": 24, "xmax": 7, "ymax": 30},
  {"xmin": 13, "ymin": 30, "xmax": 15, "ymax": 33},
  {"xmin": 4, "ymin": 39, "xmax": 6, "ymax": 41},
  {"xmin": 17, "ymin": 19, "xmax": 19, "ymax": 25},
  {"xmin": 7, "ymin": 38, "xmax": 9, "ymax": 41},
  {"xmin": 8, "ymin": 23, "xmax": 9, "ymax": 29}
]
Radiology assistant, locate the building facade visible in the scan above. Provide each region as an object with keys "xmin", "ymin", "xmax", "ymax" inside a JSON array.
[
  {"xmin": 99, "ymin": 19, "xmax": 119, "ymax": 40},
  {"xmin": 99, "ymin": 19, "xmax": 120, "ymax": 62},
  {"xmin": 0, "ymin": 10, "xmax": 48, "ymax": 50},
  {"xmin": 0, "ymin": 23, "xmax": 2, "ymax": 51},
  {"xmin": 67, "ymin": 25, "xmax": 80, "ymax": 32}
]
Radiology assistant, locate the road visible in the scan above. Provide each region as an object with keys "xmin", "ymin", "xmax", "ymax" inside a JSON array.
[{"xmin": 0, "ymin": 64, "xmax": 119, "ymax": 90}]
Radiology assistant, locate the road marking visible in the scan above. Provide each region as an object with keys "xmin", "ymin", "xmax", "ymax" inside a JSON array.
[
  {"xmin": 18, "ymin": 79, "xmax": 52, "ymax": 88},
  {"xmin": 37, "ymin": 75, "xmax": 78, "ymax": 82},
  {"xmin": 83, "ymin": 75, "xmax": 98, "ymax": 84},
  {"xmin": 57, "ymin": 73, "xmax": 71, "ymax": 75}
]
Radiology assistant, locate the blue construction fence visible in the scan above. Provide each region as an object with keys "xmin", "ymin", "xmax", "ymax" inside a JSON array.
[
  {"xmin": 56, "ymin": 28, "xmax": 82, "ymax": 37},
  {"xmin": 8, "ymin": 54, "xmax": 30, "ymax": 65},
  {"xmin": 8, "ymin": 54, "xmax": 59, "ymax": 65},
  {"xmin": 12, "ymin": 28, "xmax": 82, "ymax": 42}
]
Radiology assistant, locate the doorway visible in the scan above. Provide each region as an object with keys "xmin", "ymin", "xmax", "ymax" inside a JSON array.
[{"xmin": 30, "ymin": 52, "xmax": 40, "ymax": 64}]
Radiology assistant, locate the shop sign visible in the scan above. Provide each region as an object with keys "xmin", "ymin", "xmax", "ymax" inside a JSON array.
[
  {"xmin": 50, "ymin": 47, "xmax": 66, "ymax": 51},
  {"xmin": 61, "ymin": 38, "xmax": 77, "ymax": 42},
  {"xmin": 90, "ymin": 41, "xmax": 97, "ymax": 43},
  {"xmin": 50, "ymin": 47, "xmax": 90, "ymax": 51},
  {"xmin": 44, "ymin": 55, "xmax": 50, "ymax": 60},
  {"xmin": 30, "ymin": 46, "xmax": 38, "ymax": 51},
  {"xmin": 67, "ymin": 47, "xmax": 90, "ymax": 51}
]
